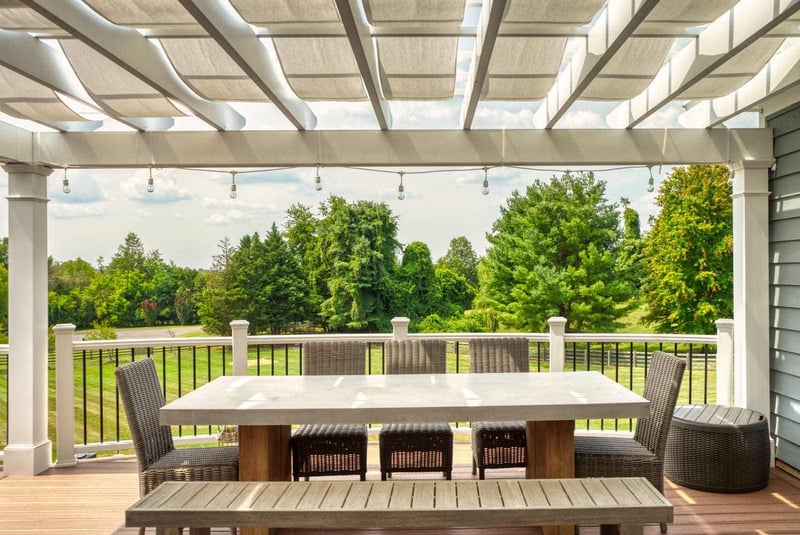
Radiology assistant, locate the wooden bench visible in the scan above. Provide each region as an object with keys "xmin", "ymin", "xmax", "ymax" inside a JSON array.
[{"xmin": 126, "ymin": 477, "xmax": 672, "ymax": 535}]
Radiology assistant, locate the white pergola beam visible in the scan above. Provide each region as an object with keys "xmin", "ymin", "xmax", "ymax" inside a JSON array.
[
  {"xmin": 533, "ymin": 0, "xmax": 660, "ymax": 130},
  {"xmin": 680, "ymin": 41, "xmax": 800, "ymax": 128},
  {"xmin": 609, "ymin": 0, "xmax": 800, "ymax": 129},
  {"xmin": 0, "ymin": 30, "xmax": 169, "ymax": 132},
  {"xmin": 0, "ymin": 120, "xmax": 34, "ymax": 164},
  {"xmin": 335, "ymin": 0, "xmax": 392, "ymax": 130},
  {"xmin": 7, "ymin": 128, "xmax": 772, "ymax": 169},
  {"xmin": 21, "ymin": 0, "xmax": 245, "ymax": 131},
  {"xmin": 460, "ymin": 0, "xmax": 507, "ymax": 130},
  {"xmin": 178, "ymin": 0, "xmax": 316, "ymax": 131}
]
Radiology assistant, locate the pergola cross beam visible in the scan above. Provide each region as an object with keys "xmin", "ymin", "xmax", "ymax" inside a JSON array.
[
  {"xmin": 533, "ymin": 0, "xmax": 660, "ymax": 130},
  {"xmin": 609, "ymin": 0, "xmax": 800, "ymax": 129}
]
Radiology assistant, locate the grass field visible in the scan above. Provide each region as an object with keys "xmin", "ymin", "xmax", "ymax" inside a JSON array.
[{"xmin": 0, "ymin": 334, "xmax": 717, "ymax": 457}]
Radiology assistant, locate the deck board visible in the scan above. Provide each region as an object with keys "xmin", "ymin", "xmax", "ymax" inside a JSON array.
[{"xmin": 1, "ymin": 443, "xmax": 798, "ymax": 534}]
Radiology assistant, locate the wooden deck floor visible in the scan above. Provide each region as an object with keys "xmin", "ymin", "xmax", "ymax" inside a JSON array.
[{"xmin": 1, "ymin": 443, "xmax": 799, "ymax": 535}]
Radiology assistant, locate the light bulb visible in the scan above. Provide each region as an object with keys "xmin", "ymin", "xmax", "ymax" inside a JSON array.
[
  {"xmin": 229, "ymin": 183, "xmax": 237, "ymax": 199},
  {"xmin": 482, "ymin": 178, "xmax": 489, "ymax": 195},
  {"xmin": 62, "ymin": 177, "xmax": 70, "ymax": 194},
  {"xmin": 147, "ymin": 176, "xmax": 155, "ymax": 193},
  {"xmin": 397, "ymin": 183, "xmax": 405, "ymax": 200},
  {"xmin": 647, "ymin": 177, "xmax": 654, "ymax": 193},
  {"xmin": 565, "ymin": 183, "xmax": 573, "ymax": 197},
  {"xmin": 314, "ymin": 174, "xmax": 322, "ymax": 191}
]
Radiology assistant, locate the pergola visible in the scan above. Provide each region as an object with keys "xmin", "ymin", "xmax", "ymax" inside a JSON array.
[{"xmin": 0, "ymin": 0, "xmax": 796, "ymax": 476}]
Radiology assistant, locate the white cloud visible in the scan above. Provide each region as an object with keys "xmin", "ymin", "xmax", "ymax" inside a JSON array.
[
  {"xmin": 120, "ymin": 169, "xmax": 191, "ymax": 204},
  {"xmin": 50, "ymin": 172, "xmax": 106, "ymax": 204},
  {"xmin": 473, "ymin": 105, "xmax": 536, "ymax": 129},
  {"xmin": 50, "ymin": 202, "xmax": 108, "ymax": 219},
  {"xmin": 558, "ymin": 109, "xmax": 607, "ymax": 128}
]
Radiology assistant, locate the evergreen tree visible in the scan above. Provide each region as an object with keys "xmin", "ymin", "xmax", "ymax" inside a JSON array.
[{"xmin": 481, "ymin": 171, "xmax": 631, "ymax": 331}]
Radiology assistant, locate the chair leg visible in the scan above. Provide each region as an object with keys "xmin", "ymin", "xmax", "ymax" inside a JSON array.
[
  {"xmin": 471, "ymin": 457, "xmax": 477, "ymax": 475},
  {"xmin": 445, "ymin": 470, "xmax": 451, "ymax": 480},
  {"xmin": 479, "ymin": 467, "xmax": 485, "ymax": 480},
  {"xmin": 660, "ymin": 522, "xmax": 668, "ymax": 533},
  {"xmin": 138, "ymin": 528, "xmax": 145, "ymax": 535},
  {"xmin": 189, "ymin": 529, "xmax": 210, "ymax": 535}
]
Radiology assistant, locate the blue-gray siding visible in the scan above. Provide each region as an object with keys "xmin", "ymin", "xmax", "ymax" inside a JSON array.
[{"xmin": 768, "ymin": 105, "xmax": 800, "ymax": 471}]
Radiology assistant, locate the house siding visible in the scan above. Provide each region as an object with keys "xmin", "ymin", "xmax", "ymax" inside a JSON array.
[{"xmin": 768, "ymin": 105, "xmax": 800, "ymax": 471}]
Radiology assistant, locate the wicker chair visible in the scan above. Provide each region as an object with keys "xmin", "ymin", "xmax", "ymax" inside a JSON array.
[
  {"xmin": 469, "ymin": 337, "xmax": 530, "ymax": 479},
  {"xmin": 575, "ymin": 350, "xmax": 685, "ymax": 533},
  {"xmin": 379, "ymin": 339, "xmax": 453, "ymax": 481},
  {"xmin": 290, "ymin": 341, "xmax": 368, "ymax": 481},
  {"xmin": 115, "ymin": 358, "xmax": 239, "ymax": 534}
]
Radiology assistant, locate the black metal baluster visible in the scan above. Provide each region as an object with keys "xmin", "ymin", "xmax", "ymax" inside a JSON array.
[
  {"xmin": 704, "ymin": 344, "xmax": 709, "ymax": 404},
  {"xmin": 455, "ymin": 341, "xmax": 460, "ymax": 373},
  {"xmin": 82, "ymin": 350, "xmax": 87, "ymax": 445},
  {"xmin": 629, "ymin": 342, "xmax": 634, "ymax": 430},
  {"xmin": 256, "ymin": 345, "xmax": 261, "ymax": 376},
  {"xmin": 99, "ymin": 349, "xmax": 104, "ymax": 443},
  {"xmin": 600, "ymin": 342, "xmax": 605, "ymax": 431},
  {"xmin": 221, "ymin": 345, "xmax": 226, "ymax": 376},
  {"xmin": 284, "ymin": 344, "xmax": 288, "ymax": 375},
  {"xmin": 192, "ymin": 345, "xmax": 197, "ymax": 435},
  {"xmin": 614, "ymin": 342, "xmax": 620, "ymax": 431},
  {"xmin": 271, "ymin": 345, "xmax": 275, "ymax": 376},
  {"xmin": 688, "ymin": 345, "xmax": 694, "ymax": 404},
  {"xmin": 177, "ymin": 346, "xmax": 182, "ymax": 437},
  {"xmin": 161, "ymin": 347, "xmax": 167, "ymax": 397},
  {"xmin": 115, "ymin": 348, "xmax": 120, "ymax": 443}
]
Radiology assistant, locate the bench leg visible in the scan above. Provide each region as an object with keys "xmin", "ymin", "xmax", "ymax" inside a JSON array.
[
  {"xmin": 600, "ymin": 525, "xmax": 643, "ymax": 535},
  {"xmin": 527, "ymin": 420, "xmax": 575, "ymax": 535},
  {"xmin": 189, "ymin": 529, "xmax": 211, "ymax": 535}
]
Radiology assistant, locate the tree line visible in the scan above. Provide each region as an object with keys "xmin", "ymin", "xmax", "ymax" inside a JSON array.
[{"xmin": 0, "ymin": 164, "xmax": 734, "ymax": 340}]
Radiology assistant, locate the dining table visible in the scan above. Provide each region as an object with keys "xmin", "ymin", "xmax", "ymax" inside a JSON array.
[{"xmin": 161, "ymin": 371, "xmax": 650, "ymax": 535}]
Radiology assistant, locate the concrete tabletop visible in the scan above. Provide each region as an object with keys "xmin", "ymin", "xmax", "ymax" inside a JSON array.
[{"xmin": 160, "ymin": 372, "xmax": 650, "ymax": 426}]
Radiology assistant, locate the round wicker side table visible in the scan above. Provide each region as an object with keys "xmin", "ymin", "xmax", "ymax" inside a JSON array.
[{"xmin": 665, "ymin": 404, "xmax": 770, "ymax": 493}]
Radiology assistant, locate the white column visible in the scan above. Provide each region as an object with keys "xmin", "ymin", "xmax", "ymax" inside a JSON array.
[
  {"xmin": 230, "ymin": 320, "xmax": 249, "ymax": 376},
  {"xmin": 715, "ymin": 319, "xmax": 734, "ymax": 407},
  {"xmin": 54, "ymin": 323, "xmax": 76, "ymax": 467},
  {"xmin": 391, "ymin": 317, "xmax": 410, "ymax": 340},
  {"xmin": 732, "ymin": 159, "xmax": 772, "ymax": 419},
  {"xmin": 548, "ymin": 317, "xmax": 567, "ymax": 372},
  {"xmin": 3, "ymin": 163, "xmax": 52, "ymax": 475}
]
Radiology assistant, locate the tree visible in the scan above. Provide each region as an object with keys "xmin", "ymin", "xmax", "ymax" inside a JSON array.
[
  {"xmin": 317, "ymin": 196, "xmax": 400, "ymax": 331},
  {"xmin": 197, "ymin": 239, "xmax": 243, "ymax": 336},
  {"xmin": 436, "ymin": 236, "xmax": 479, "ymax": 287},
  {"xmin": 393, "ymin": 242, "xmax": 439, "ymax": 322},
  {"xmin": 481, "ymin": 171, "xmax": 632, "ymax": 332},
  {"xmin": 643, "ymin": 164, "xmax": 732, "ymax": 333},
  {"xmin": 434, "ymin": 267, "xmax": 475, "ymax": 317},
  {"xmin": 285, "ymin": 204, "xmax": 325, "ymax": 322},
  {"xmin": 617, "ymin": 198, "xmax": 646, "ymax": 294}
]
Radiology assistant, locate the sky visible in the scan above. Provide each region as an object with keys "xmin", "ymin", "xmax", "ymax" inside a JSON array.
[{"xmin": 0, "ymin": 98, "xmax": 757, "ymax": 270}]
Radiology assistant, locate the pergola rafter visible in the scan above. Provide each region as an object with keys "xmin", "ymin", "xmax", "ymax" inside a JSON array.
[
  {"xmin": 20, "ymin": 0, "xmax": 245, "ymax": 131},
  {"xmin": 532, "ymin": 0, "xmax": 660, "ymax": 130},
  {"xmin": 608, "ymin": 0, "xmax": 800, "ymax": 129},
  {"xmin": 177, "ymin": 0, "xmax": 317, "ymax": 131}
]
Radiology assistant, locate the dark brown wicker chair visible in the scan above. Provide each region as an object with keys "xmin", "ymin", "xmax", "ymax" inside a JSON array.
[
  {"xmin": 115, "ymin": 358, "xmax": 239, "ymax": 534},
  {"xmin": 290, "ymin": 341, "xmax": 368, "ymax": 481},
  {"xmin": 379, "ymin": 339, "xmax": 453, "ymax": 480},
  {"xmin": 469, "ymin": 337, "xmax": 530, "ymax": 479},
  {"xmin": 575, "ymin": 350, "xmax": 685, "ymax": 533}
]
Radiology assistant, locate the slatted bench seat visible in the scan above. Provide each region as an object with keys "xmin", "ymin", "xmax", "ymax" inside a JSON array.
[{"xmin": 127, "ymin": 477, "xmax": 672, "ymax": 535}]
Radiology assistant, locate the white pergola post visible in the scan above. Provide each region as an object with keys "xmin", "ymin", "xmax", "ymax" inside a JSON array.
[
  {"xmin": 732, "ymin": 160, "xmax": 772, "ymax": 419},
  {"xmin": 3, "ymin": 163, "xmax": 52, "ymax": 475}
]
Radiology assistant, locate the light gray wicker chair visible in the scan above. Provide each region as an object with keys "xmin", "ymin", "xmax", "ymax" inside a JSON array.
[
  {"xmin": 290, "ymin": 341, "xmax": 368, "ymax": 481},
  {"xmin": 115, "ymin": 358, "xmax": 239, "ymax": 534},
  {"xmin": 469, "ymin": 337, "xmax": 530, "ymax": 479},
  {"xmin": 575, "ymin": 350, "xmax": 685, "ymax": 533},
  {"xmin": 379, "ymin": 339, "xmax": 453, "ymax": 480}
]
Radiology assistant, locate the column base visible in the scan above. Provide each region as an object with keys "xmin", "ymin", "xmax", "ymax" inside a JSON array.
[{"xmin": 3, "ymin": 439, "xmax": 52, "ymax": 475}]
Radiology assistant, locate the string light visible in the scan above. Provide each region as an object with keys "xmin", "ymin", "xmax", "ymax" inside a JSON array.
[
  {"xmin": 62, "ymin": 167, "xmax": 70, "ymax": 194},
  {"xmin": 397, "ymin": 171, "xmax": 405, "ymax": 200},
  {"xmin": 647, "ymin": 166, "xmax": 655, "ymax": 193},
  {"xmin": 314, "ymin": 166, "xmax": 323, "ymax": 191},
  {"xmin": 147, "ymin": 167, "xmax": 155, "ymax": 193},
  {"xmin": 482, "ymin": 167, "xmax": 489, "ymax": 195},
  {"xmin": 727, "ymin": 163, "xmax": 735, "ymax": 187},
  {"xmin": 229, "ymin": 171, "xmax": 237, "ymax": 199}
]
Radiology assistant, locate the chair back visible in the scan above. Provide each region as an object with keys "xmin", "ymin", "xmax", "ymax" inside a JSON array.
[
  {"xmin": 114, "ymin": 358, "xmax": 174, "ymax": 473},
  {"xmin": 303, "ymin": 341, "xmax": 366, "ymax": 376},
  {"xmin": 634, "ymin": 350, "xmax": 686, "ymax": 457},
  {"xmin": 385, "ymin": 339, "xmax": 447, "ymax": 374},
  {"xmin": 469, "ymin": 338, "xmax": 530, "ymax": 373}
]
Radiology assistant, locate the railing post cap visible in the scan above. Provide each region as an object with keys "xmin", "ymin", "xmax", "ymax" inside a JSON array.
[
  {"xmin": 548, "ymin": 317, "xmax": 568, "ymax": 327},
  {"xmin": 715, "ymin": 319, "xmax": 734, "ymax": 329},
  {"xmin": 53, "ymin": 323, "xmax": 76, "ymax": 333},
  {"xmin": 391, "ymin": 317, "xmax": 410, "ymax": 326},
  {"xmin": 230, "ymin": 319, "xmax": 250, "ymax": 328}
]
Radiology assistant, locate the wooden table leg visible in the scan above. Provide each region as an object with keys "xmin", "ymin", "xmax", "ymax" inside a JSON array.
[
  {"xmin": 526, "ymin": 420, "xmax": 575, "ymax": 535},
  {"xmin": 239, "ymin": 425, "xmax": 291, "ymax": 535}
]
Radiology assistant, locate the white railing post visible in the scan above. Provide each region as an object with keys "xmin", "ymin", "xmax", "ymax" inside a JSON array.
[
  {"xmin": 230, "ymin": 320, "xmax": 249, "ymax": 376},
  {"xmin": 54, "ymin": 323, "xmax": 77, "ymax": 467},
  {"xmin": 548, "ymin": 317, "xmax": 567, "ymax": 372},
  {"xmin": 715, "ymin": 319, "xmax": 734, "ymax": 406},
  {"xmin": 391, "ymin": 317, "xmax": 410, "ymax": 340}
]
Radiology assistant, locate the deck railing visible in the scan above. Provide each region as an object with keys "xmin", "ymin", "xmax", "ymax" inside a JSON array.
[{"xmin": 0, "ymin": 317, "xmax": 733, "ymax": 466}]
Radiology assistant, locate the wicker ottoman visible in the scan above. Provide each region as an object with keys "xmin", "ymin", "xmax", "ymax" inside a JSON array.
[
  {"xmin": 379, "ymin": 423, "xmax": 453, "ymax": 481},
  {"xmin": 665, "ymin": 404, "xmax": 770, "ymax": 493}
]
